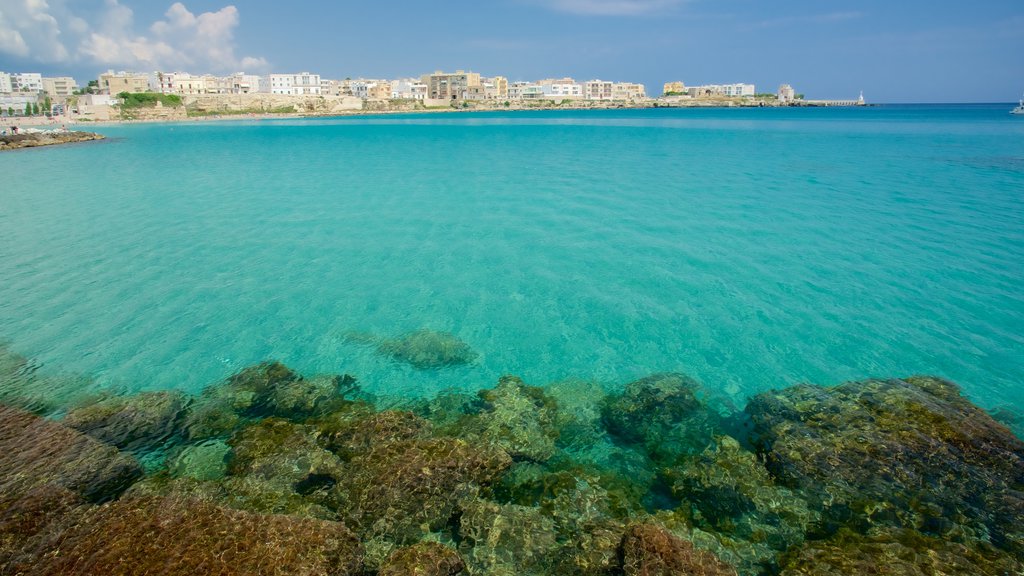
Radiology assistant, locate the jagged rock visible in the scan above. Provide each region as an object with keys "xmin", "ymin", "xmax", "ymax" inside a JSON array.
[
  {"xmin": 3, "ymin": 495, "xmax": 363, "ymax": 575},
  {"xmin": 620, "ymin": 523, "xmax": 737, "ymax": 576},
  {"xmin": 377, "ymin": 329, "xmax": 478, "ymax": 369},
  {"xmin": 746, "ymin": 376, "xmax": 1024, "ymax": 554},
  {"xmin": 64, "ymin": 391, "xmax": 185, "ymax": 451},
  {"xmin": 475, "ymin": 376, "xmax": 560, "ymax": 462},
  {"xmin": 0, "ymin": 131, "xmax": 104, "ymax": 151},
  {"xmin": 0, "ymin": 405, "xmax": 142, "ymax": 503},
  {"xmin": 458, "ymin": 498, "xmax": 560, "ymax": 575},
  {"xmin": 338, "ymin": 435, "xmax": 512, "ymax": 542},
  {"xmin": 666, "ymin": 435, "xmax": 819, "ymax": 572},
  {"xmin": 602, "ymin": 373, "xmax": 722, "ymax": 464},
  {"xmin": 379, "ymin": 542, "xmax": 466, "ymax": 576},
  {"xmin": 778, "ymin": 528, "xmax": 1024, "ymax": 576},
  {"xmin": 182, "ymin": 362, "xmax": 356, "ymax": 440}
]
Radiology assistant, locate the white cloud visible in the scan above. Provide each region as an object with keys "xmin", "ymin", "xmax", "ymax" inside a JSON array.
[
  {"xmin": 0, "ymin": 0, "xmax": 69, "ymax": 61},
  {"xmin": 539, "ymin": 0, "xmax": 685, "ymax": 16},
  {"xmin": 0, "ymin": 0, "xmax": 268, "ymax": 73}
]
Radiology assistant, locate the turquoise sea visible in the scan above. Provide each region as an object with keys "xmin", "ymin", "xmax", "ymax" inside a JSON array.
[{"xmin": 2, "ymin": 105, "xmax": 1023, "ymax": 411}]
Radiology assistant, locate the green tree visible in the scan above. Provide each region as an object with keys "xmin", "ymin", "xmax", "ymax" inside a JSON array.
[
  {"xmin": 31, "ymin": 103, "xmax": 39, "ymax": 116},
  {"xmin": 25, "ymin": 103, "xmax": 32, "ymax": 116},
  {"xmin": 6, "ymin": 107, "xmax": 12, "ymax": 117},
  {"xmin": 43, "ymin": 97, "xmax": 52, "ymax": 114}
]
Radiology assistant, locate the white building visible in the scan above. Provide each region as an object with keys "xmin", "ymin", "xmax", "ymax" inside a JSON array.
[
  {"xmin": 508, "ymin": 82, "xmax": 543, "ymax": 100},
  {"xmin": 264, "ymin": 73, "xmax": 321, "ymax": 95},
  {"xmin": 11, "ymin": 73, "xmax": 43, "ymax": 93},
  {"xmin": 0, "ymin": 72, "xmax": 12, "ymax": 94},
  {"xmin": 390, "ymin": 79, "xmax": 427, "ymax": 100},
  {"xmin": 690, "ymin": 83, "xmax": 756, "ymax": 98},
  {"xmin": 777, "ymin": 84, "xmax": 795, "ymax": 103},
  {"xmin": 539, "ymin": 78, "xmax": 583, "ymax": 99},
  {"xmin": 612, "ymin": 82, "xmax": 646, "ymax": 101},
  {"xmin": 225, "ymin": 73, "xmax": 262, "ymax": 94}
]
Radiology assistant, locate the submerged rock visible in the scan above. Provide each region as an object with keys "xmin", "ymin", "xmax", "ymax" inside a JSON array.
[
  {"xmin": 778, "ymin": 528, "xmax": 1024, "ymax": 576},
  {"xmin": 3, "ymin": 495, "xmax": 363, "ymax": 576},
  {"xmin": 64, "ymin": 391, "xmax": 186, "ymax": 451},
  {"xmin": 747, "ymin": 376, "xmax": 1024, "ymax": 555},
  {"xmin": 338, "ymin": 434, "xmax": 512, "ymax": 542},
  {"xmin": 620, "ymin": 523, "xmax": 738, "ymax": 576},
  {"xmin": 379, "ymin": 542, "xmax": 466, "ymax": 576},
  {"xmin": 376, "ymin": 329, "xmax": 478, "ymax": 369},
  {"xmin": 0, "ymin": 131, "xmax": 104, "ymax": 151},
  {"xmin": 458, "ymin": 498, "xmax": 560, "ymax": 575},
  {"xmin": 167, "ymin": 439, "xmax": 231, "ymax": 481},
  {"xmin": 182, "ymin": 361, "xmax": 357, "ymax": 440},
  {"xmin": 666, "ymin": 435, "xmax": 819, "ymax": 573},
  {"xmin": 0, "ymin": 344, "xmax": 98, "ymax": 414},
  {"xmin": 475, "ymin": 376, "xmax": 560, "ymax": 462},
  {"xmin": 602, "ymin": 373, "xmax": 723, "ymax": 464},
  {"xmin": 0, "ymin": 405, "xmax": 142, "ymax": 503}
]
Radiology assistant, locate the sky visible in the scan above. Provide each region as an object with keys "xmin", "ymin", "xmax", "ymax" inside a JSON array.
[{"xmin": 0, "ymin": 0, "xmax": 1022, "ymax": 102}]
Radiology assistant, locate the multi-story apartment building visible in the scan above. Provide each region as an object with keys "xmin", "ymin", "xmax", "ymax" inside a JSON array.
[
  {"xmin": 351, "ymin": 80, "xmax": 392, "ymax": 100},
  {"xmin": 171, "ymin": 73, "xmax": 209, "ymax": 95},
  {"xmin": 0, "ymin": 72, "xmax": 13, "ymax": 94},
  {"xmin": 11, "ymin": 72, "xmax": 43, "ymax": 93},
  {"xmin": 508, "ymin": 82, "xmax": 543, "ymax": 100},
  {"xmin": 583, "ymin": 80, "xmax": 613, "ymax": 101},
  {"xmin": 689, "ymin": 83, "xmax": 756, "ymax": 98},
  {"xmin": 390, "ymin": 79, "xmax": 427, "ymax": 100},
  {"xmin": 99, "ymin": 71, "xmax": 150, "ymax": 95},
  {"xmin": 421, "ymin": 70, "xmax": 481, "ymax": 100},
  {"xmin": 263, "ymin": 73, "xmax": 321, "ymax": 95},
  {"xmin": 41, "ymin": 77, "xmax": 78, "ymax": 98},
  {"xmin": 612, "ymin": 82, "xmax": 646, "ymax": 101},
  {"xmin": 485, "ymin": 76, "xmax": 508, "ymax": 99},
  {"xmin": 226, "ymin": 73, "xmax": 262, "ymax": 94},
  {"xmin": 539, "ymin": 78, "xmax": 583, "ymax": 99}
]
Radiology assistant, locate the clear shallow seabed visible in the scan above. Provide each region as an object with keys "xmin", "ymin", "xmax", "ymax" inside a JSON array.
[{"xmin": 1, "ymin": 105, "xmax": 1023, "ymax": 411}]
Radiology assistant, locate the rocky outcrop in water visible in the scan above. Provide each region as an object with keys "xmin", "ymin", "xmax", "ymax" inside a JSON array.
[
  {"xmin": 2, "ymin": 360, "xmax": 1023, "ymax": 576},
  {"xmin": 376, "ymin": 329, "xmax": 479, "ymax": 369},
  {"xmin": 0, "ymin": 405, "xmax": 142, "ymax": 503},
  {"xmin": 0, "ymin": 131, "xmax": 104, "ymax": 151}
]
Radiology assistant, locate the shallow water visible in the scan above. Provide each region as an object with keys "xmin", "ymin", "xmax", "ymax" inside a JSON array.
[{"xmin": 1, "ymin": 105, "xmax": 1022, "ymax": 410}]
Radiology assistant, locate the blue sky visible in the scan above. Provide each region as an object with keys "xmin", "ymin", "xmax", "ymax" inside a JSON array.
[{"xmin": 1, "ymin": 0, "xmax": 1022, "ymax": 102}]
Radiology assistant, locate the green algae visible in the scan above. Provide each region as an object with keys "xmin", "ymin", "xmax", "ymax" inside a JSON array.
[{"xmin": 2, "ymin": 361, "xmax": 1023, "ymax": 576}]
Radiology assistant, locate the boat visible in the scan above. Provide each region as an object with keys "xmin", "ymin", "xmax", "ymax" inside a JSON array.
[{"xmin": 1012, "ymin": 95, "xmax": 1024, "ymax": 115}]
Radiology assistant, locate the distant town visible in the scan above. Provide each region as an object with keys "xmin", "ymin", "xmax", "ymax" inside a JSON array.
[{"xmin": 0, "ymin": 69, "xmax": 864, "ymax": 122}]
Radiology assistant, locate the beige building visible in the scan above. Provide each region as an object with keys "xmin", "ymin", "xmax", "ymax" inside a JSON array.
[
  {"xmin": 663, "ymin": 81, "xmax": 685, "ymax": 95},
  {"xmin": 421, "ymin": 70, "xmax": 482, "ymax": 100},
  {"xmin": 485, "ymin": 76, "xmax": 508, "ymax": 99},
  {"xmin": 173, "ymin": 74, "xmax": 210, "ymax": 95},
  {"xmin": 42, "ymin": 77, "xmax": 78, "ymax": 98},
  {"xmin": 612, "ymin": 82, "xmax": 646, "ymax": 101},
  {"xmin": 99, "ymin": 71, "xmax": 150, "ymax": 95},
  {"xmin": 583, "ymin": 80, "xmax": 613, "ymax": 101}
]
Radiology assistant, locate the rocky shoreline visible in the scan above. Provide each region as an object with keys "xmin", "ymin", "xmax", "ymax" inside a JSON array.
[
  {"xmin": 1, "ymin": 339, "xmax": 1022, "ymax": 575},
  {"xmin": 0, "ymin": 130, "xmax": 105, "ymax": 151}
]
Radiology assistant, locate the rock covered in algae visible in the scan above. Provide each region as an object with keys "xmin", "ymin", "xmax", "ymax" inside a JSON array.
[
  {"xmin": 0, "ymin": 405, "xmax": 142, "ymax": 503},
  {"xmin": 458, "ymin": 497, "xmax": 560, "ymax": 575},
  {"xmin": 620, "ymin": 523, "xmax": 738, "ymax": 576},
  {"xmin": 602, "ymin": 373, "xmax": 722, "ymax": 464},
  {"xmin": 474, "ymin": 375, "xmax": 560, "ymax": 462},
  {"xmin": 223, "ymin": 418, "xmax": 347, "ymax": 518},
  {"xmin": 167, "ymin": 439, "xmax": 230, "ymax": 481},
  {"xmin": 376, "ymin": 329, "xmax": 478, "ymax": 369},
  {"xmin": 63, "ymin": 391, "xmax": 185, "ymax": 451},
  {"xmin": 777, "ymin": 528, "xmax": 1024, "ymax": 576},
  {"xmin": 746, "ymin": 376, "xmax": 1024, "ymax": 554},
  {"xmin": 337, "ymin": 432, "xmax": 513, "ymax": 542},
  {"xmin": 666, "ymin": 435, "xmax": 819, "ymax": 573},
  {"xmin": 378, "ymin": 541, "xmax": 466, "ymax": 576},
  {"xmin": 2, "ymin": 494, "xmax": 363, "ymax": 576},
  {"xmin": 183, "ymin": 361, "xmax": 357, "ymax": 440}
]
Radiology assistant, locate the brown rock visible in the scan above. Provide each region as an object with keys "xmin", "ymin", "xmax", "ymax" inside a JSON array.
[
  {"xmin": 379, "ymin": 542, "xmax": 466, "ymax": 576},
  {"xmin": 0, "ymin": 405, "xmax": 142, "ymax": 502},
  {"xmin": 621, "ymin": 524, "xmax": 737, "ymax": 576}
]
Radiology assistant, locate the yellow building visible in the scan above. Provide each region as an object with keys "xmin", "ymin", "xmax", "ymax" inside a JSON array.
[
  {"xmin": 421, "ymin": 70, "xmax": 482, "ymax": 100},
  {"xmin": 42, "ymin": 77, "xmax": 78, "ymax": 98},
  {"xmin": 663, "ymin": 81, "xmax": 685, "ymax": 95},
  {"xmin": 99, "ymin": 71, "xmax": 150, "ymax": 95}
]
